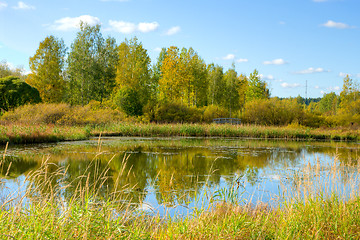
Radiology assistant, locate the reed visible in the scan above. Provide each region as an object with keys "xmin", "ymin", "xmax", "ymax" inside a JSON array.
[{"xmin": 2, "ymin": 122, "xmax": 360, "ymax": 145}]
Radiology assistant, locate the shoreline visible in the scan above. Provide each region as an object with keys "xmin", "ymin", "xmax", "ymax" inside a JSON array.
[{"xmin": 1, "ymin": 123, "xmax": 359, "ymax": 145}]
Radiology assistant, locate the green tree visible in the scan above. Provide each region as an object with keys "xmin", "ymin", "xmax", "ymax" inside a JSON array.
[
  {"xmin": 318, "ymin": 92, "xmax": 338, "ymax": 115},
  {"xmin": 27, "ymin": 36, "xmax": 67, "ymax": 103},
  {"xmin": 66, "ymin": 23, "xmax": 117, "ymax": 105},
  {"xmin": 179, "ymin": 47, "xmax": 208, "ymax": 107},
  {"xmin": 207, "ymin": 64, "xmax": 225, "ymax": 106},
  {"xmin": 223, "ymin": 64, "xmax": 241, "ymax": 117},
  {"xmin": 114, "ymin": 37, "xmax": 152, "ymax": 116},
  {"xmin": 0, "ymin": 60, "xmax": 24, "ymax": 79},
  {"xmin": 152, "ymin": 48, "xmax": 167, "ymax": 98},
  {"xmin": 246, "ymin": 69, "xmax": 270, "ymax": 102},
  {"xmin": 0, "ymin": 76, "xmax": 41, "ymax": 111},
  {"xmin": 339, "ymin": 75, "xmax": 359, "ymax": 111}
]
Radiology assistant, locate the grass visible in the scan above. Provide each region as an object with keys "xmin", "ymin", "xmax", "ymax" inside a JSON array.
[
  {"xmin": 0, "ymin": 124, "xmax": 90, "ymax": 144},
  {"xmin": 1, "ymin": 122, "xmax": 360, "ymax": 145},
  {"xmin": 1, "ymin": 142, "xmax": 360, "ymax": 239},
  {"xmin": 93, "ymin": 123, "xmax": 360, "ymax": 141}
]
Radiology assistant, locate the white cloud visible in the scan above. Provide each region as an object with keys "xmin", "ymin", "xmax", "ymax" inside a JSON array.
[
  {"xmin": 321, "ymin": 20, "xmax": 355, "ymax": 29},
  {"xmin": 281, "ymin": 82, "xmax": 300, "ymax": 88},
  {"xmin": 108, "ymin": 20, "xmax": 159, "ymax": 34},
  {"xmin": 138, "ymin": 22, "xmax": 159, "ymax": 33},
  {"xmin": 13, "ymin": 1, "xmax": 35, "ymax": 10},
  {"xmin": 223, "ymin": 54, "xmax": 235, "ymax": 60},
  {"xmin": 294, "ymin": 67, "xmax": 329, "ymax": 74},
  {"xmin": 263, "ymin": 58, "xmax": 287, "ymax": 65},
  {"xmin": 259, "ymin": 74, "xmax": 274, "ymax": 81},
  {"xmin": 165, "ymin": 26, "xmax": 181, "ymax": 36},
  {"xmin": 236, "ymin": 58, "xmax": 248, "ymax": 63},
  {"xmin": 339, "ymin": 72, "xmax": 351, "ymax": 77},
  {"xmin": 49, "ymin": 15, "xmax": 101, "ymax": 31},
  {"xmin": 279, "ymin": 21, "xmax": 285, "ymax": 25},
  {"xmin": 109, "ymin": 21, "xmax": 136, "ymax": 34},
  {"xmin": 154, "ymin": 47, "xmax": 162, "ymax": 52},
  {"xmin": 0, "ymin": 1, "xmax": 7, "ymax": 9},
  {"xmin": 356, "ymin": 74, "xmax": 360, "ymax": 78},
  {"xmin": 101, "ymin": 0, "xmax": 129, "ymax": 1}
]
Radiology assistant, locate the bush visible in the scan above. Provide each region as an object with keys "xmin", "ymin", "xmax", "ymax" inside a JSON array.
[
  {"xmin": 242, "ymin": 98, "xmax": 304, "ymax": 126},
  {"xmin": 0, "ymin": 102, "xmax": 125, "ymax": 126},
  {"xmin": 202, "ymin": 105, "xmax": 229, "ymax": 123},
  {"xmin": 154, "ymin": 102, "xmax": 203, "ymax": 123}
]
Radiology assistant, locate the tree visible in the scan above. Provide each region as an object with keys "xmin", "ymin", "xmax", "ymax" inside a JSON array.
[
  {"xmin": 114, "ymin": 37, "xmax": 152, "ymax": 116},
  {"xmin": 27, "ymin": 35, "xmax": 66, "ymax": 103},
  {"xmin": 179, "ymin": 47, "xmax": 208, "ymax": 107},
  {"xmin": 0, "ymin": 60, "xmax": 24, "ymax": 79},
  {"xmin": 158, "ymin": 46, "xmax": 207, "ymax": 107},
  {"xmin": 318, "ymin": 92, "xmax": 338, "ymax": 115},
  {"xmin": 223, "ymin": 64, "xmax": 241, "ymax": 117},
  {"xmin": 339, "ymin": 75, "xmax": 359, "ymax": 111},
  {"xmin": 152, "ymin": 47, "xmax": 167, "ymax": 99},
  {"xmin": 66, "ymin": 23, "xmax": 117, "ymax": 105},
  {"xmin": 159, "ymin": 46, "xmax": 182, "ymax": 103},
  {"xmin": 207, "ymin": 64, "xmax": 225, "ymax": 106},
  {"xmin": 0, "ymin": 76, "xmax": 41, "ymax": 111},
  {"xmin": 246, "ymin": 69, "xmax": 270, "ymax": 102}
]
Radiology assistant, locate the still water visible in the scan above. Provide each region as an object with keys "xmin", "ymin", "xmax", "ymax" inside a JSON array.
[{"xmin": 1, "ymin": 137, "xmax": 359, "ymax": 215}]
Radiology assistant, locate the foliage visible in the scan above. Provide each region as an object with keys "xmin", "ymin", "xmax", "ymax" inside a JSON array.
[
  {"xmin": 66, "ymin": 23, "xmax": 117, "ymax": 105},
  {"xmin": 159, "ymin": 47, "xmax": 208, "ymax": 107},
  {"xmin": 154, "ymin": 102, "xmax": 203, "ymax": 123},
  {"xmin": 318, "ymin": 92, "xmax": 338, "ymax": 115},
  {"xmin": 202, "ymin": 105, "xmax": 229, "ymax": 123},
  {"xmin": 207, "ymin": 64, "xmax": 225, "ymax": 106},
  {"xmin": 115, "ymin": 37, "xmax": 153, "ymax": 114},
  {"xmin": 246, "ymin": 69, "xmax": 270, "ymax": 102},
  {"xmin": 27, "ymin": 35, "xmax": 67, "ymax": 103},
  {"xmin": 0, "ymin": 60, "xmax": 24, "ymax": 79},
  {"xmin": 243, "ymin": 98, "xmax": 303, "ymax": 126},
  {"xmin": 0, "ymin": 76, "xmax": 41, "ymax": 111},
  {"xmin": 113, "ymin": 86, "xmax": 143, "ymax": 116},
  {"xmin": 0, "ymin": 102, "xmax": 124, "ymax": 126}
]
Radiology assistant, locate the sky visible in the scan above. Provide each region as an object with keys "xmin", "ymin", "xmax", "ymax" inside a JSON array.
[{"xmin": 0, "ymin": 0, "xmax": 359, "ymax": 98}]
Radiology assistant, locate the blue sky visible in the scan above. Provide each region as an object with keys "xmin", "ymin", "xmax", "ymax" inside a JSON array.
[{"xmin": 0, "ymin": 0, "xmax": 359, "ymax": 98}]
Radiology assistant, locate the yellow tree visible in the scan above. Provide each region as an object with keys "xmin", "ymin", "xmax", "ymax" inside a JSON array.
[
  {"xmin": 27, "ymin": 35, "xmax": 66, "ymax": 102},
  {"xmin": 159, "ymin": 46, "xmax": 182, "ymax": 103},
  {"xmin": 340, "ymin": 75, "xmax": 359, "ymax": 112}
]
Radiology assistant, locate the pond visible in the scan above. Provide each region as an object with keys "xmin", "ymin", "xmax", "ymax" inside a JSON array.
[{"xmin": 1, "ymin": 137, "xmax": 359, "ymax": 216}]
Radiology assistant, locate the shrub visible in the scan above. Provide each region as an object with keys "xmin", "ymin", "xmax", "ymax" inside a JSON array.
[
  {"xmin": 242, "ymin": 98, "xmax": 304, "ymax": 126},
  {"xmin": 202, "ymin": 105, "xmax": 229, "ymax": 123},
  {"xmin": 0, "ymin": 102, "xmax": 125, "ymax": 126},
  {"xmin": 154, "ymin": 102, "xmax": 203, "ymax": 123}
]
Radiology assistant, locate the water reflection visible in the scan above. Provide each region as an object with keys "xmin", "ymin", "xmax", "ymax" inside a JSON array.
[{"xmin": 1, "ymin": 137, "xmax": 359, "ymax": 211}]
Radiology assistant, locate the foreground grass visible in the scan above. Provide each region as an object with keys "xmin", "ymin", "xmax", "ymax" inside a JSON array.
[
  {"xmin": 1, "ymin": 122, "xmax": 360, "ymax": 145},
  {"xmin": 1, "ymin": 195, "xmax": 360, "ymax": 239}
]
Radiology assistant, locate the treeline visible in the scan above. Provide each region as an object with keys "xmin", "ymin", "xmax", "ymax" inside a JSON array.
[{"xmin": 1, "ymin": 23, "xmax": 359, "ymax": 127}]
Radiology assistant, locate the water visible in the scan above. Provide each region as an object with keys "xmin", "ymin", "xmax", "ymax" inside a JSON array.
[{"xmin": 1, "ymin": 137, "xmax": 359, "ymax": 216}]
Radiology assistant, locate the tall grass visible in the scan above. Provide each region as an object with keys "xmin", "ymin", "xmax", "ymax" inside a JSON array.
[
  {"xmin": 1, "ymin": 143, "xmax": 360, "ymax": 239},
  {"xmin": 93, "ymin": 123, "xmax": 360, "ymax": 141}
]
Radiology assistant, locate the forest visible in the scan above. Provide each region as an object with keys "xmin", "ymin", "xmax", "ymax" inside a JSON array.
[{"xmin": 1, "ymin": 22, "xmax": 359, "ymax": 128}]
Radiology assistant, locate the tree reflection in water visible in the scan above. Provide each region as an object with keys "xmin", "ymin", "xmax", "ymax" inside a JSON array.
[{"xmin": 1, "ymin": 138, "xmax": 359, "ymax": 209}]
